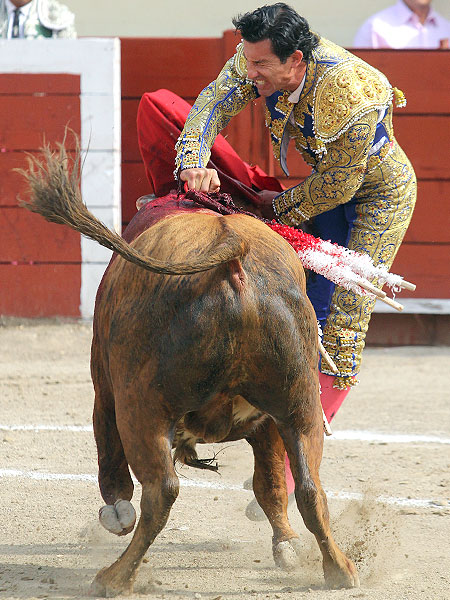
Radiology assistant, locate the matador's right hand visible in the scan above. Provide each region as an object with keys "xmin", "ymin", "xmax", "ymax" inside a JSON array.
[{"xmin": 180, "ymin": 168, "xmax": 221, "ymax": 193}]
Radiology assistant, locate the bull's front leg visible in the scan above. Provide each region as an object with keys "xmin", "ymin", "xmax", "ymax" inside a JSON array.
[
  {"xmin": 90, "ymin": 404, "xmax": 179, "ymax": 598},
  {"xmin": 91, "ymin": 478, "xmax": 179, "ymax": 597},
  {"xmin": 246, "ymin": 418, "xmax": 302, "ymax": 571}
]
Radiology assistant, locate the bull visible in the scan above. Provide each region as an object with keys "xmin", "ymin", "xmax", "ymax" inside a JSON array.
[{"xmin": 21, "ymin": 143, "xmax": 359, "ymax": 596}]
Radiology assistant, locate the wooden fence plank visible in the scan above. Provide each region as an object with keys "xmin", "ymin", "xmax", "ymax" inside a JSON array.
[
  {"xmin": 0, "ymin": 207, "xmax": 80, "ymax": 262},
  {"xmin": 0, "ymin": 73, "xmax": 82, "ymax": 317},
  {"xmin": 122, "ymin": 97, "xmax": 197, "ymax": 162},
  {"xmin": 391, "ymin": 244, "xmax": 450, "ymax": 298},
  {"xmin": 393, "ymin": 115, "xmax": 450, "ymax": 180},
  {"xmin": 405, "ymin": 181, "xmax": 450, "ymax": 243},
  {"xmin": 0, "ymin": 73, "xmax": 80, "ymax": 95},
  {"xmin": 367, "ymin": 314, "xmax": 450, "ymax": 346},
  {"xmin": 0, "ymin": 96, "xmax": 81, "ymax": 150},
  {"xmin": 352, "ymin": 50, "xmax": 450, "ymax": 115},
  {"xmin": 121, "ymin": 99, "xmax": 141, "ymax": 163},
  {"xmin": 121, "ymin": 38, "xmax": 223, "ymax": 98},
  {"xmin": 0, "ymin": 153, "xmax": 29, "ymax": 205},
  {"xmin": 0, "ymin": 150, "xmax": 78, "ymax": 206},
  {"xmin": 0, "ymin": 264, "xmax": 81, "ymax": 317}
]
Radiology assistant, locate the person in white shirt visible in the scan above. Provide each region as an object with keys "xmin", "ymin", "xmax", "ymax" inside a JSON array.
[
  {"xmin": 354, "ymin": 0, "xmax": 450, "ymax": 49},
  {"xmin": 0, "ymin": 0, "xmax": 76, "ymax": 39}
]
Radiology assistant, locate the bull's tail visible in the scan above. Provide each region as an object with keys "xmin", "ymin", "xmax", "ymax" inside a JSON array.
[{"xmin": 19, "ymin": 141, "xmax": 249, "ymax": 275}]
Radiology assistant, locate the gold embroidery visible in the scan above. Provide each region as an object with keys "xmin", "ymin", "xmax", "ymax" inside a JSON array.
[
  {"xmin": 270, "ymin": 116, "xmax": 288, "ymax": 142},
  {"xmin": 314, "ymin": 60, "xmax": 391, "ymax": 142},
  {"xmin": 274, "ymin": 111, "xmax": 379, "ymax": 224},
  {"xmin": 234, "ymin": 42, "xmax": 247, "ymax": 77},
  {"xmin": 267, "ymin": 91, "xmax": 294, "ymax": 162},
  {"xmin": 175, "ymin": 44, "xmax": 256, "ymax": 172},
  {"xmin": 393, "ymin": 86, "xmax": 407, "ymax": 108},
  {"xmin": 320, "ymin": 143, "xmax": 417, "ymax": 377}
]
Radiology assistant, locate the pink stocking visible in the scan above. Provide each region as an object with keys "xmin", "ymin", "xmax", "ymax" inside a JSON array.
[
  {"xmin": 284, "ymin": 372, "xmax": 352, "ymax": 495},
  {"xmin": 318, "ymin": 371, "xmax": 352, "ymax": 421}
]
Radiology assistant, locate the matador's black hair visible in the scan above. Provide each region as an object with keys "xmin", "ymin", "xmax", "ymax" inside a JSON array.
[{"xmin": 232, "ymin": 3, "xmax": 319, "ymax": 63}]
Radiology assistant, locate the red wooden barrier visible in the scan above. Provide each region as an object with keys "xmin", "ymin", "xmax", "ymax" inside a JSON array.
[
  {"xmin": 0, "ymin": 73, "xmax": 82, "ymax": 318},
  {"xmin": 121, "ymin": 37, "xmax": 450, "ymax": 310},
  {"xmin": 352, "ymin": 50, "xmax": 450, "ymax": 115},
  {"xmin": 0, "ymin": 39, "xmax": 446, "ymax": 336},
  {"xmin": 0, "ymin": 264, "xmax": 81, "ymax": 317}
]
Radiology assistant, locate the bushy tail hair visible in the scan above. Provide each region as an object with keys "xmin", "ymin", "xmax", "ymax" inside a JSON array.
[{"xmin": 18, "ymin": 137, "xmax": 248, "ymax": 276}]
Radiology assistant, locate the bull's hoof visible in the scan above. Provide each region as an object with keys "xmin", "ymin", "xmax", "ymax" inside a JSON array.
[
  {"xmin": 89, "ymin": 567, "xmax": 133, "ymax": 598},
  {"xmin": 245, "ymin": 493, "xmax": 296, "ymax": 522},
  {"xmin": 245, "ymin": 497, "xmax": 266, "ymax": 522},
  {"xmin": 99, "ymin": 499, "xmax": 136, "ymax": 536},
  {"xmin": 323, "ymin": 557, "xmax": 360, "ymax": 589},
  {"xmin": 243, "ymin": 476, "xmax": 253, "ymax": 490},
  {"xmin": 273, "ymin": 538, "xmax": 301, "ymax": 571}
]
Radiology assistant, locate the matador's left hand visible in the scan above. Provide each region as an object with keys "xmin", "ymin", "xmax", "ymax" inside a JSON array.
[{"xmin": 252, "ymin": 190, "xmax": 279, "ymax": 221}]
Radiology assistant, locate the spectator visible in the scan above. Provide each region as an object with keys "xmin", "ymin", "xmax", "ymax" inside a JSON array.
[
  {"xmin": 354, "ymin": 0, "xmax": 450, "ymax": 48},
  {"xmin": 0, "ymin": 0, "xmax": 76, "ymax": 39}
]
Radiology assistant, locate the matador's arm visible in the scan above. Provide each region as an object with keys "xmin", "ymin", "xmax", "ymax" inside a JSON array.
[
  {"xmin": 175, "ymin": 47, "xmax": 257, "ymax": 173},
  {"xmin": 273, "ymin": 111, "xmax": 379, "ymax": 226}
]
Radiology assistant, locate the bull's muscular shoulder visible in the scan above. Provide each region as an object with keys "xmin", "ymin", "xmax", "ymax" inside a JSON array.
[
  {"xmin": 313, "ymin": 59, "xmax": 392, "ymax": 143},
  {"xmin": 232, "ymin": 42, "xmax": 248, "ymax": 78}
]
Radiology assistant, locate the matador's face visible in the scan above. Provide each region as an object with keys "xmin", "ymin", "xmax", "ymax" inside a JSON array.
[
  {"xmin": 243, "ymin": 39, "xmax": 305, "ymax": 97},
  {"xmin": 10, "ymin": 0, "xmax": 33, "ymax": 7},
  {"xmin": 403, "ymin": 0, "xmax": 432, "ymax": 9}
]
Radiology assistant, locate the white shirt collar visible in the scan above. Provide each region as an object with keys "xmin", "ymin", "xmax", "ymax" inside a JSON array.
[
  {"xmin": 398, "ymin": 1, "xmax": 438, "ymax": 26},
  {"xmin": 287, "ymin": 74, "xmax": 307, "ymax": 104},
  {"xmin": 5, "ymin": 0, "xmax": 33, "ymax": 18}
]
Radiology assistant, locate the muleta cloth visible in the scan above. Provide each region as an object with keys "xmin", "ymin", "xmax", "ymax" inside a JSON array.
[{"xmin": 137, "ymin": 61, "xmax": 416, "ymax": 387}]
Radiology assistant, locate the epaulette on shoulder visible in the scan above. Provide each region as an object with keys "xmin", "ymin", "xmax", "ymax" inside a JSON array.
[{"xmin": 313, "ymin": 59, "xmax": 392, "ymax": 144}]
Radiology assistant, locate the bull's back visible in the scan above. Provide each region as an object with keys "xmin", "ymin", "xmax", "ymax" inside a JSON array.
[
  {"xmin": 94, "ymin": 212, "xmax": 317, "ymax": 407},
  {"xmin": 99, "ymin": 211, "xmax": 306, "ymax": 304}
]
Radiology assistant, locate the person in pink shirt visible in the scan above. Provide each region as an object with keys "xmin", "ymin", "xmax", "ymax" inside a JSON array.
[{"xmin": 354, "ymin": 0, "xmax": 450, "ymax": 48}]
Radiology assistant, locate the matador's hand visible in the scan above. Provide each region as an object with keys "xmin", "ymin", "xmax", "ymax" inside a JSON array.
[
  {"xmin": 252, "ymin": 189, "xmax": 279, "ymax": 221},
  {"xmin": 180, "ymin": 168, "xmax": 221, "ymax": 193}
]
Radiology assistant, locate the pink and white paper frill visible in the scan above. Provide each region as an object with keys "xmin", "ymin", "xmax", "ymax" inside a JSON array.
[{"xmin": 267, "ymin": 222, "xmax": 413, "ymax": 303}]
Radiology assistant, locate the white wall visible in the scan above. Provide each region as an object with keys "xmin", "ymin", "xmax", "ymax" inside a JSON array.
[
  {"xmin": 0, "ymin": 38, "xmax": 122, "ymax": 320},
  {"xmin": 65, "ymin": 0, "xmax": 450, "ymax": 46}
]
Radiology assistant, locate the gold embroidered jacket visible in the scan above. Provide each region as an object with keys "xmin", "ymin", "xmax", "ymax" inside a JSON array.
[{"xmin": 175, "ymin": 37, "xmax": 407, "ymax": 225}]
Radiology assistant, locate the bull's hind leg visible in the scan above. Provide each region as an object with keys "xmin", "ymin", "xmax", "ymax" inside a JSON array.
[
  {"xmin": 90, "ymin": 400, "xmax": 179, "ymax": 598},
  {"xmin": 279, "ymin": 418, "xmax": 359, "ymax": 589},
  {"xmin": 246, "ymin": 418, "xmax": 302, "ymax": 571},
  {"xmin": 91, "ymin": 346, "xmax": 136, "ymax": 537}
]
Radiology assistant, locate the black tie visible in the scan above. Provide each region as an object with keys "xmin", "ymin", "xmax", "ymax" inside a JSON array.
[{"xmin": 12, "ymin": 8, "xmax": 21, "ymax": 38}]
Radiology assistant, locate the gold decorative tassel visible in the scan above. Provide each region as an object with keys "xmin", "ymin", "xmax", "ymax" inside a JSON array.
[
  {"xmin": 393, "ymin": 87, "xmax": 407, "ymax": 108},
  {"xmin": 333, "ymin": 375, "xmax": 359, "ymax": 390}
]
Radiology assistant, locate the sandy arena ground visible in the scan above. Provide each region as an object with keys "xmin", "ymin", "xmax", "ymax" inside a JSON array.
[{"xmin": 0, "ymin": 319, "xmax": 449, "ymax": 600}]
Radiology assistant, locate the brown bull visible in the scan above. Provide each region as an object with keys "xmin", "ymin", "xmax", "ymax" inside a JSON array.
[{"xmin": 21, "ymin": 144, "xmax": 359, "ymax": 596}]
